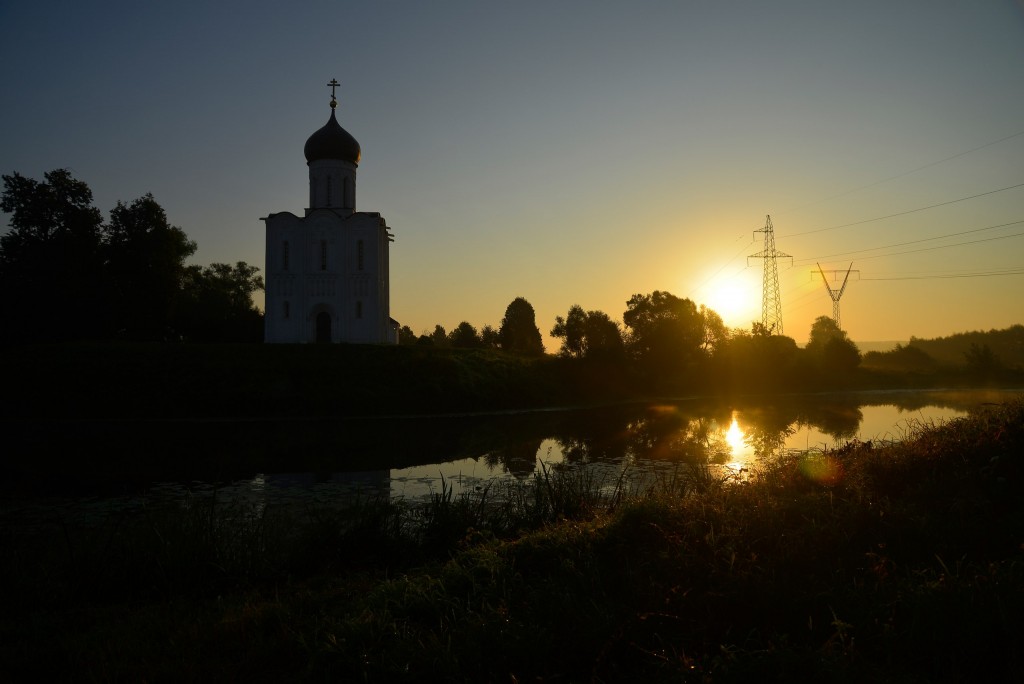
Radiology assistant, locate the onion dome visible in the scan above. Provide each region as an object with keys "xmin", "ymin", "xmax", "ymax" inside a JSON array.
[{"xmin": 303, "ymin": 105, "xmax": 361, "ymax": 165}]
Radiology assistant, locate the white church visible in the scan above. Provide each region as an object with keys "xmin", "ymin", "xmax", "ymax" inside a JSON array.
[{"xmin": 263, "ymin": 81, "xmax": 397, "ymax": 344}]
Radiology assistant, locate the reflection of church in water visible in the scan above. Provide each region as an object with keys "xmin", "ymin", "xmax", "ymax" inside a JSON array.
[{"xmin": 263, "ymin": 80, "xmax": 398, "ymax": 343}]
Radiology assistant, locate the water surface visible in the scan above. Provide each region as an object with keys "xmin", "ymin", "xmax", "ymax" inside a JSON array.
[{"xmin": 4, "ymin": 389, "xmax": 1019, "ymax": 530}]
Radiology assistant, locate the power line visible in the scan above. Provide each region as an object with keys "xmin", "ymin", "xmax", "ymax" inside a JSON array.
[
  {"xmin": 779, "ymin": 181, "xmax": 1024, "ymax": 238},
  {"xmin": 778, "ymin": 127, "xmax": 1024, "ymax": 215},
  {"xmin": 862, "ymin": 269, "xmax": 1024, "ymax": 282},
  {"xmin": 794, "ymin": 219, "xmax": 1024, "ymax": 264},
  {"xmin": 822, "ymin": 231, "xmax": 1024, "ymax": 263}
]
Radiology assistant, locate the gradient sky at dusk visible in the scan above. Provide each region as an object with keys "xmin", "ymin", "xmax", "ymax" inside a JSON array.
[{"xmin": 3, "ymin": 1, "xmax": 1022, "ymax": 348}]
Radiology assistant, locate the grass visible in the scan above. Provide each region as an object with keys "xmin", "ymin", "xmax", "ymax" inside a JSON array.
[{"xmin": 2, "ymin": 399, "xmax": 1023, "ymax": 681}]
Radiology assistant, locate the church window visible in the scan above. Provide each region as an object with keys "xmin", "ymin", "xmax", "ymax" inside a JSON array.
[
  {"xmin": 326, "ymin": 175, "xmax": 332, "ymax": 206},
  {"xmin": 283, "ymin": 301, "xmax": 290, "ymax": 319},
  {"xmin": 356, "ymin": 301, "xmax": 363, "ymax": 319},
  {"xmin": 357, "ymin": 240, "xmax": 364, "ymax": 271},
  {"xmin": 320, "ymin": 240, "xmax": 328, "ymax": 270},
  {"xmin": 282, "ymin": 241, "xmax": 290, "ymax": 270},
  {"xmin": 344, "ymin": 177, "xmax": 352, "ymax": 208}
]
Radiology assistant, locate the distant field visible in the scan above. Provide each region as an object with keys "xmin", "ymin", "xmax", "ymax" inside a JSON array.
[{"xmin": 854, "ymin": 340, "xmax": 904, "ymax": 353}]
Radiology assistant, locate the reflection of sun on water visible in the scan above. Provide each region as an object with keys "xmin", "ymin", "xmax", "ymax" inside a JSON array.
[{"xmin": 722, "ymin": 412, "xmax": 754, "ymax": 475}]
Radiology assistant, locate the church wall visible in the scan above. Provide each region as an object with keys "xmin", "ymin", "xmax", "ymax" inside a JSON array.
[
  {"xmin": 264, "ymin": 212, "xmax": 305, "ymax": 343},
  {"xmin": 265, "ymin": 210, "xmax": 392, "ymax": 344}
]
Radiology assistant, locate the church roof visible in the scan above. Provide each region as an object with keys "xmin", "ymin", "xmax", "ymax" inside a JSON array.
[{"xmin": 303, "ymin": 108, "xmax": 361, "ymax": 165}]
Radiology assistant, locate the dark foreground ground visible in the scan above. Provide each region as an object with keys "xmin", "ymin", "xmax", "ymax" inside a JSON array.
[{"xmin": 2, "ymin": 395, "xmax": 1022, "ymax": 682}]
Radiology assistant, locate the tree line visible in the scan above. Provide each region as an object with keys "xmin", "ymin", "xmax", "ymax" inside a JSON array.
[
  {"xmin": 1, "ymin": 169, "xmax": 263, "ymax": 342},
  {"xmin": 401, "ymin": 287, "xmax": 867, "ymax": 392}
]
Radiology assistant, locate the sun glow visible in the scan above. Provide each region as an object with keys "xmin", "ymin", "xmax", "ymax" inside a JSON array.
[{"xmin": 702, "ymin": 277, "xmax": 758, "ymax": 328}]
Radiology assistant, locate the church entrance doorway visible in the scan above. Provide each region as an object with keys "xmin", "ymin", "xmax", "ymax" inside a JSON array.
[{"xmin": 316, "ymin": 312, "xmax": 331, "ymax": 343}]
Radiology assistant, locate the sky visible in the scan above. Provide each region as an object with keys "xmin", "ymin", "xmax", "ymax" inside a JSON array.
[{"xmin": 2, "ymin": 0, "xmax": 1023, "ymax": 349}]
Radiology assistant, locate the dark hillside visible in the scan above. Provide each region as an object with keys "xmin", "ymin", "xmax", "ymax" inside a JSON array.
[{"xmin": 909, "ymin": 324, "xmax": 1024, "ymax": 368}]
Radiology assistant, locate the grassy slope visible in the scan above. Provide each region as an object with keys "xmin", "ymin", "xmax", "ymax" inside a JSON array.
[{"xmin": 3, "ymin": 399, "xmax": 1022, "ymax": 682}]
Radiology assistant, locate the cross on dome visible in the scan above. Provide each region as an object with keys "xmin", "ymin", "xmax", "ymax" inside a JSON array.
[{"xmin": 328, "ymin": 78, "xmax": 340, "ymax": 109}]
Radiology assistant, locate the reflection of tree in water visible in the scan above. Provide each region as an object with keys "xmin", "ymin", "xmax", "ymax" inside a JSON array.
[
  {"xmin": 554, "ymin": 422, "xmax": 631, "ymax": 466},
  {"xmin": 799, "ymin": 403, "xmax": 863, "ymax": 441},
  {"xmin": 860, "ymin": 389, "xmax": 1014, "ymax": 414},
  {"xmin": 622, "ymin": 405, "xmax": 734, "ymax": 465},
  {"xmin": 738, "ymin": 406, "xmax": 798, "ymax": 459},
  {"xmin": 484, "ymin": 438, "xmax": 545, "ymax": 480},
  {"xmin": 737, "ymin": 399, "xmax": 862, "ymax": 454}
]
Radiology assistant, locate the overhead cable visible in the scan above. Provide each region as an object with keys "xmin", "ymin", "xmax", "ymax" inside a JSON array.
[
  {"xmin": 864, "ymin": 266, "xmax": 1024, "ymax": 278},
  {"xmin": 780, "ymin": 181, "xmax": 1024, "ymax": 238},
  {"xmin": 794, "ymin": 219, "xmax": 1024, "ymax": 264},
  {"xmin": 778, "ymin": 127, "xmax": 1024, "ymax": 215}
]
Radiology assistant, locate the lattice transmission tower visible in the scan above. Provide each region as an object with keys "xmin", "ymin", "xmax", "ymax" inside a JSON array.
[
  {"xmin": 815, "ymin": 263, "xmax": 859, "ymax": 329},
  {"xmin": 747, "ymin": 215, "xmax": 792, "ymax": 334}
]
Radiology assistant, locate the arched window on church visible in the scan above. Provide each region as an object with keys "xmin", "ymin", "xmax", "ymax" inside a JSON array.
[
  {"xmin": 320, "ymin": 240, "xmax": 328, "ymax": 271},
  {"xmin": 343, "ymin": 176, "xmax": 352, "ymax": 209},
  {"xmin": 326, "ymin": 175, "xmax": 332, "ymax": 206},
  {"xmin": 283, "ymin": 301, "xmax": 290, "ymax": 319},
  {"xmin": 355, "ymin": 301, "xmax": 363, "ymax": 319},
  {"xmin": 282, "ymin": 241, "xmax": 290, "ymax": 271},
  {"xmin": 357, "ymin": 240, "xmax": 364, "ymax": 271}
]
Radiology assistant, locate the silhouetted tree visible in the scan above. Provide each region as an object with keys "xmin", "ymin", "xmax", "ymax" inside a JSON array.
[
  {"xmin": 551, "ymin": 305, "xmax": 625, "ymax": 360},
  {"xmin": 1, "ymin": 169, "xmax": 105, "ymax": 340},
  {"xmin": 964, "ymin": 342, "xmax": 1002, "ymax": 377},
  {"xmin": 429, "ymin": 324, "xmax": 449, "ymax": 348},
  {"xmin": 699, "ymin": 305, "xmax": 727, "ymax": 355},
  {"xmin": 2, "ymin": 169, "xmax": 266, "ymax": 344},
  {"xmin": 719, "ymin": 330, "xmax": 801, "ymax": 392},
  {"xmin": 909, "ymin": 325, "xmax": 1024, "ymax": 368},
  {"xmin": 806, "ymin": 316, "xmax": 860, "ymax": 375},
  {"xmin": 551, "ymin": 305, "xmax": 587, "ymax": 358},
  {"xmin": 480, "ymin": 324, "xmax": 500, "ymax": 349},
  {"xmin": 397, "ymin": 325, "xmax": 417, "ymax": 345},
  {"xmin": 104, "ymin": 193, "xmax": 197, "ymax": 338},
  {"xmin": 499, "ymin": 297, "xmax": 544, "ymax": 356},
  {"xmin": 176, "ymin": 262, "xmax": 264, "ymax": 342},
  {"xmin": 862, "ymin": 343, "xmax": 937, "ymax": 373},
  {"xmin": 581, "ymin": 310, "xmax": 625, "ymax": 361},
  {"xmin": 623, "ymin": 291, "xmax": 705, "ymax": 373},
  {"xmin": 449, "ymin": 321, "xmax": 482, "ymax": 348}
]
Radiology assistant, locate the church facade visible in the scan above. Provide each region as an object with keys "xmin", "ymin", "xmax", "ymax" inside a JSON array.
[{"xmin": 263, "ymin": 82, "xmax": 397, "ymax": 344}]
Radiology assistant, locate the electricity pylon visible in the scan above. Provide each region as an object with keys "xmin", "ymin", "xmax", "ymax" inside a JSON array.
[
  {"xmin": 747, "ymin": 215, "xmax": 792, "ymax": 334},
  {"xmin": 815, "ymin": 262, "xmax": 859, "ymax": 329}
]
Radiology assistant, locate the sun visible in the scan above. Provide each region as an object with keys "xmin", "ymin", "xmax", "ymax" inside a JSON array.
[{"xmin": 704, "ymin": 280, "xmax": 757, "ymax": 328}]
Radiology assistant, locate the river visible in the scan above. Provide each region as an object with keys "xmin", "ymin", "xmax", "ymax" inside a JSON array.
[{"xmin": 3, "ymin": 388, "xmax": 1020, "ymax": 531}]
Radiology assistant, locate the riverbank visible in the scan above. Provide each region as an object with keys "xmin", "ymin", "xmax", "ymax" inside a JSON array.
[
  {"xmin": 2, "ymin": 398, "xmax": 1022, "ymax": 681},
  {"xmin": 3, "ymin": 341, "xmax": 1020, "ymax": 496},
  {"xmin": 4, "ymin": 342, "xmax": 1020, "ymax": 422}
]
